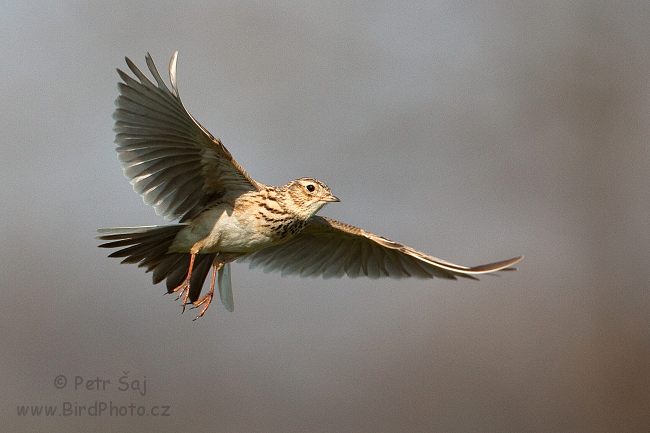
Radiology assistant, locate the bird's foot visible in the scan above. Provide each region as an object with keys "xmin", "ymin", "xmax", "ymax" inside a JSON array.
[
  {"xmin": 171, "ymin": 253, "xmax": 196, "ymax": 313},
  {"xmin": 171, "ymin": 279, "xmax": 192, "ymax": 313},
  {"xmin": 192, "ymin": 291, "xmax": 214, "ymax": 320},
  {"xmin": 190, "ymin": 261, "xmax": 219, "ymax": 320}
]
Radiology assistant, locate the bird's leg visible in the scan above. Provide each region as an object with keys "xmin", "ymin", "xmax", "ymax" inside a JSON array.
[
  {"xmin": 171, "ymin": 253, "xmax": 196, "ymax": 311},
  {"xmin": 192, "ymin": 261, "xmax": 223, "ymax": 320}
]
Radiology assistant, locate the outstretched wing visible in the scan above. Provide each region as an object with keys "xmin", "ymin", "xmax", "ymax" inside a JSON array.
[
  {"xmin": 245, "ymin": 216, "xmax": 523, "ymax": 279},
  {"xmin": 114, "ymin": 51, "xmax": 262, "ymax": 222}
]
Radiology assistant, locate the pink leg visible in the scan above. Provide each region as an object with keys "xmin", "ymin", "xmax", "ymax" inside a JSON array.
[
  {"xmin": 192, "ymin": 262, "xmax": 222, "ymax": 320},
  {"xmin": 171, "ymin": 253, "xmax": 196, "ymax": 312}
]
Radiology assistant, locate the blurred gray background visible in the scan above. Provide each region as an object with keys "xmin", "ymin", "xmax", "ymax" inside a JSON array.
[{"xmin": 2, "ymin": 1, "xmax": 648, "ymax": 432}]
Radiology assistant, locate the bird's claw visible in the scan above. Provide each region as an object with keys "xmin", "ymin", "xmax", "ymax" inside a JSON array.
[
  {"xmin": 192, "ymin": 292, "xmax": 213, "ymax": 320},
  {"xmin": 171, "ymin": 280, "xmax": 191, "ymax": 313}
]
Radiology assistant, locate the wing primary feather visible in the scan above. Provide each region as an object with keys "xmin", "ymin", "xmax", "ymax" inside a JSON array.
[
  {"xmin": 125, "ymin": 158, "xmax": 198, "ymax": 180},
  {"xmin": 124, "ymin": 57, "xmax": 155, "ymax": 88},
  {"xmin": 145, "ymin": 53, "xmax": 174, "ymax": 96},
  {"xmin": 168, "ymin": 51, "xmax": 180, "ymax": 97},
  {"xmin": 116, "ymin": 79, "xmax": 187, "ymax": 118}
]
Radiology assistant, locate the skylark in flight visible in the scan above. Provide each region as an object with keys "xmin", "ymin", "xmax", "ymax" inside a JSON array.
[{"xmin": 98, "ymin": 52, "xmax": 522, "ymax": 319}]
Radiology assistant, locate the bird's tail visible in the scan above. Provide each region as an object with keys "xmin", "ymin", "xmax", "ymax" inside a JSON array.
[{"xmin": 97, "ymin": 225, "xmax": 216, "ymax": 303}]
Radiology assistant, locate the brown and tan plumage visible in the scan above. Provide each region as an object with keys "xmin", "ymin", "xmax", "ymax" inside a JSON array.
[{"xmin": 98, "ymin": 52, "xmax": 522, "ymax": 319}]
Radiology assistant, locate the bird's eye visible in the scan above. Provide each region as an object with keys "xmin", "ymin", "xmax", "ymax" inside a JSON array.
[{"xmin": 306, "ymin": 184, "xmax": 315, "ymax": 192}]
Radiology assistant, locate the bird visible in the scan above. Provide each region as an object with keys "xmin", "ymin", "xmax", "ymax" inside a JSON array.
[{"xmin": 98, "ymin": 51, "xmax": 523, "ymax": 319}]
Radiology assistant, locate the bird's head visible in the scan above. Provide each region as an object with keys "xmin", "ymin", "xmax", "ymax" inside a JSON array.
[{"xmin": 284, "ymin": 177, "xmax": 339, "ymax": 219}]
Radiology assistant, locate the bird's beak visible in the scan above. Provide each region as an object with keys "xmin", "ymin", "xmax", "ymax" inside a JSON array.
[{"xmin": 323, "ymin": 194, "xmax": 340, "ymax": 203}]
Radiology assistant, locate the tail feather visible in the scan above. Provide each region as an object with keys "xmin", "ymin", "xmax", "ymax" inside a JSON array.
[
  {"xmin": 99, "ymin": 225, "xmax": 184, "ymax": 268},
  {"xmin": 189, "ymin": 254, "xmax": 217, "ymax": 302},
  {"xmin": 98, "ymin": 225, "xmax": 213, "ymax": 296},
  {"xmin": 98, "ymin": 225, "xmax": 231, "ymax": 312},
  {"xmin": 152, "ymin": 253, "xmax": 184, "ymax": 284},
  {"xmin": 165, "ymin": 254, "xmax": 190, "ymax": 291},
  {"xmin": 138, "ymin": 242, "xmax": 177, "ymax": 269},
  {"xmin": 218, "ymin": 264, "xmax": 234, "ymax": 312}
]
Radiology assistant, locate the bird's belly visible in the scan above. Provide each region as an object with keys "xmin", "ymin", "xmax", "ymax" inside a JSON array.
[
  {"xmin": 170, "ymin": 206, "xmax": 280, "ymax": 253},
  {"xmin": 208, "ymin": 213, "xmax": 276, "ymax": 252}
]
